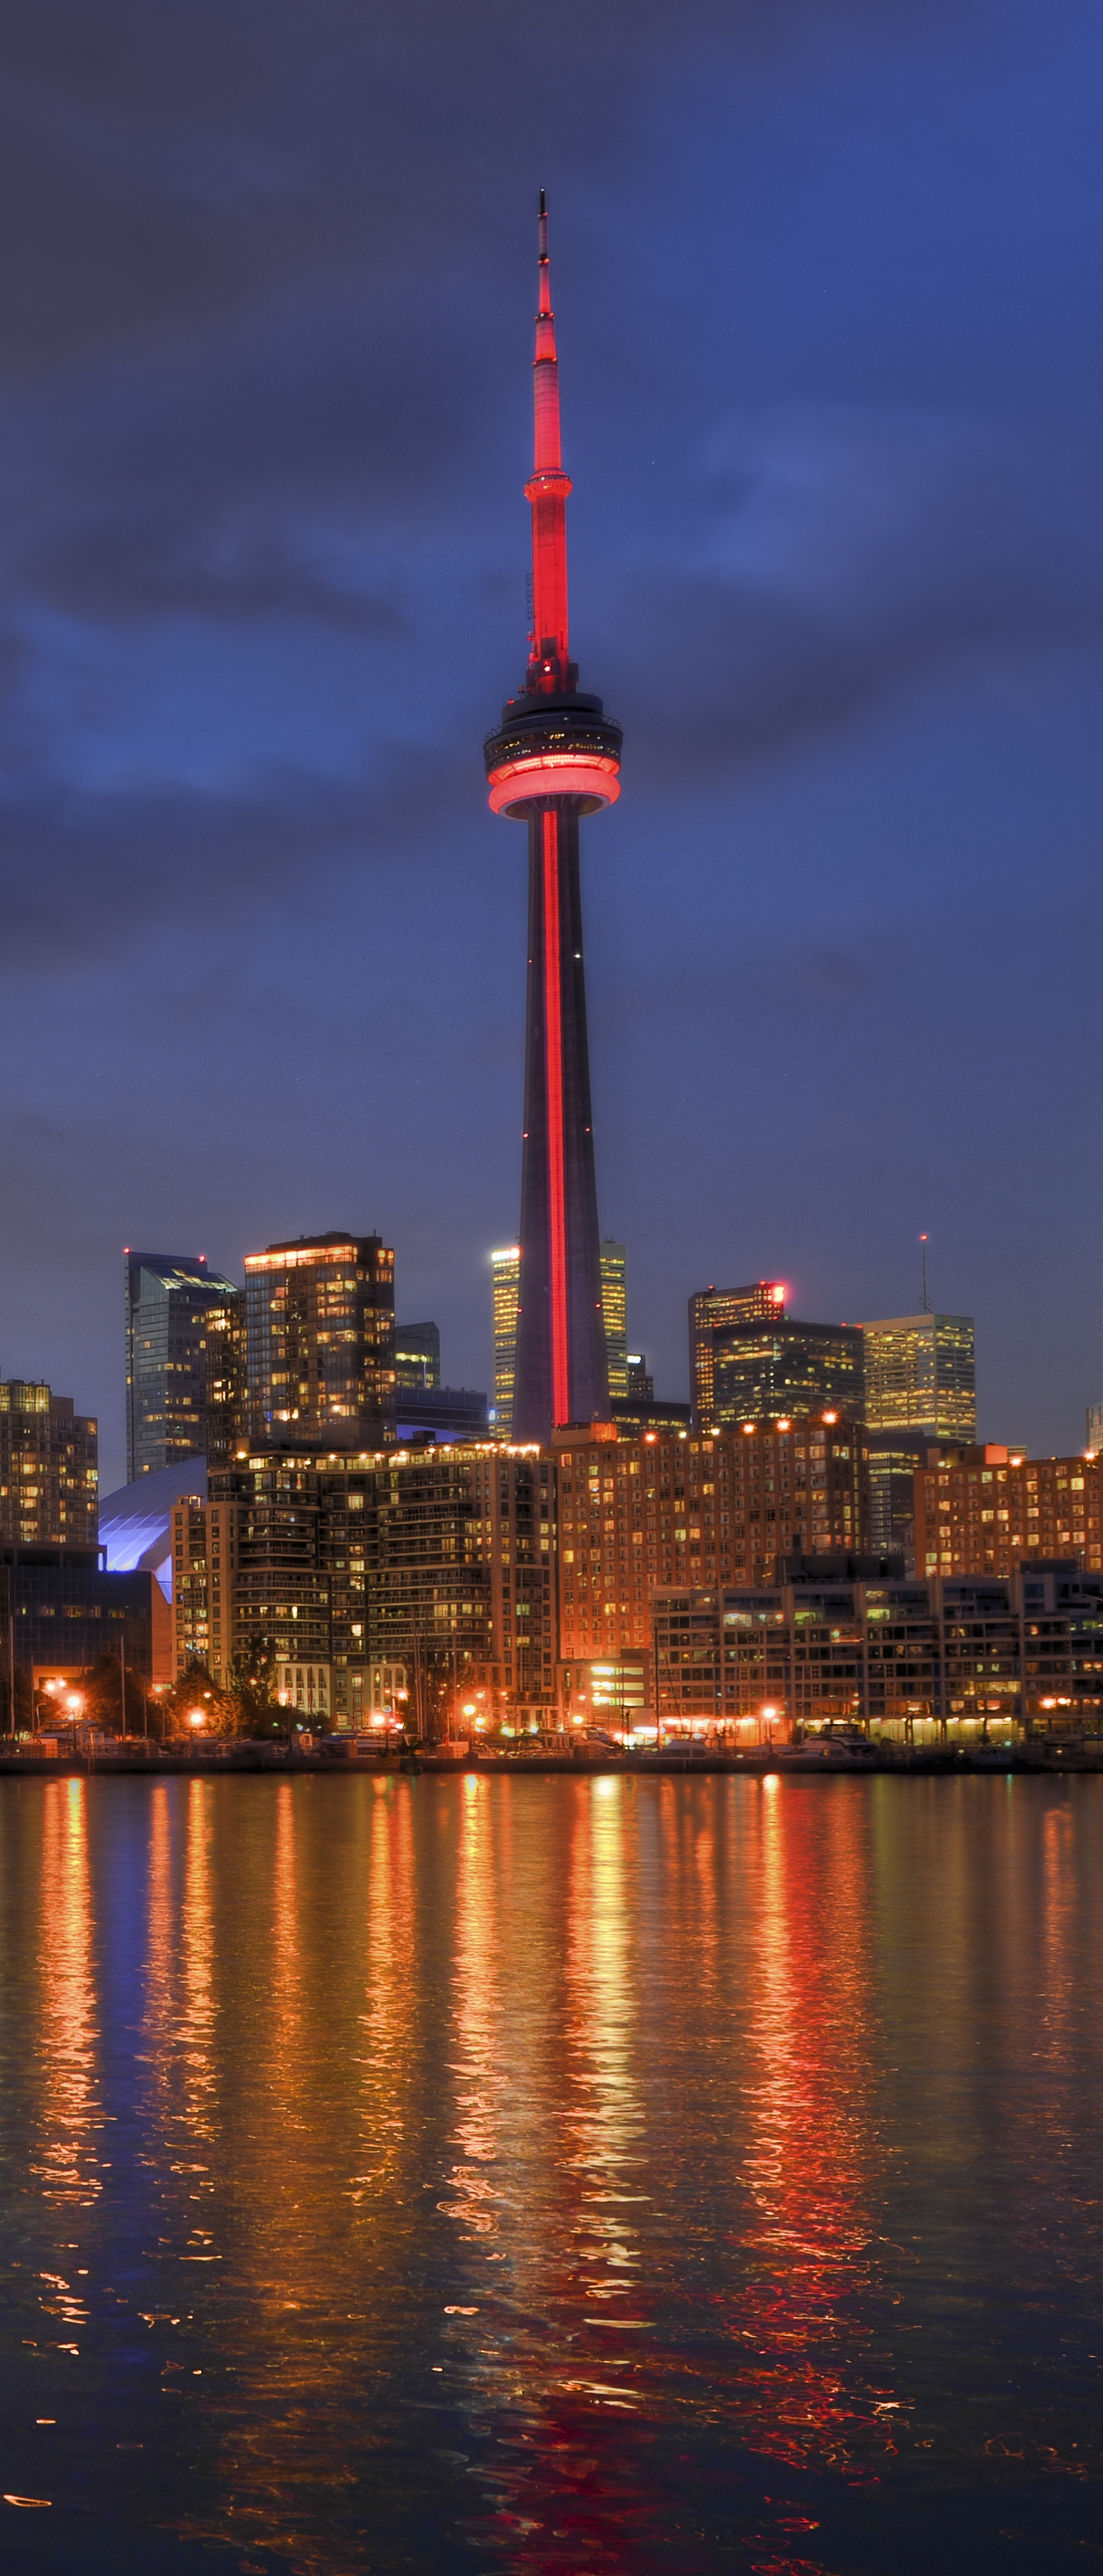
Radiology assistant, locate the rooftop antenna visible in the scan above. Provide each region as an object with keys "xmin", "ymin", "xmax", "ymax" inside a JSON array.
[{"xmin": 920, "ymin": 1234, "xmax": 930, "ymax": 1313}]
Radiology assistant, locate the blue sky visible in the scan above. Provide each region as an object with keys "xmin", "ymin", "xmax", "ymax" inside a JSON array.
[{"xmin": 1, "ymin": 0, "xmax": 1100, "ymax": 1485}]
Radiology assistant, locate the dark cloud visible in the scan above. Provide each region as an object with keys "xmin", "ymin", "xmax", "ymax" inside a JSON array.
[
  {"xmin": 611, "ymin": 405, "xmax": 1103, "ymax": 775},
  {"xmin": 0, "ymin": 0, "xmax": 978, "ymax": 374},
  {"xmin": 0, "ymin": 744, "xmax": 468, "ymax": 968}
]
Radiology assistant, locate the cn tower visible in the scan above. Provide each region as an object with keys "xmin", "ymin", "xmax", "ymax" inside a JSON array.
[{"xmin": 484, "ymin": 195, "xmax": 622, "ymax": 1442}]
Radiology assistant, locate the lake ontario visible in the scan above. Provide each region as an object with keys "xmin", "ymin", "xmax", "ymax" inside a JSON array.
[{"xmin": 0, "ymin": 1772, "xmax": 1100, "ymax": 2573}]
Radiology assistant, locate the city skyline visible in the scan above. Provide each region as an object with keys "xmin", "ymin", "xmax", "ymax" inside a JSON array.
[{"xmin": 0, "ymin": 1, "xmax": 1100, "ymax": 1487}]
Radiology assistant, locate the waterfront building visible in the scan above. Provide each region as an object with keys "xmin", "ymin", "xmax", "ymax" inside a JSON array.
[
  {"xmin": 0, "ymin": 1381, "xmax": 98, "ymax": 1547},
  {"xmin": 125, "ymin": 1252, "xmax": 239, "ymax": 1481},
  {"xmin": 180, "ymin": 1440, "xmax": 556, "ymax": 1722},
  {"xmin": 860, "ymin": 1311, "xmax": 976, "ymax": 1558},
  {"xmin": 1, "ymin": 1544, "xmax": 156, "ymax": 1715},
  {"xmin": 484, "ymin": 198, "xmax": 619, "ymax": 1440},
  {"xmin": 364, "ymin": 1444, "xmax": 555, "ymax": 1713},
  {"xmin": 242, "ymin": 1233, "xmax": 395, "ymax": 1451},
  {"xmin": 600, "ymin": 1242, "xmax": 629, "ymax": 1405},
  {"xmin": 553, "ymin": 1413, "xmax": 868, "ymax": 1672},
  {"xmin": 395, "ymin": 1324, "xmax": 441, "ymax": 1391},
  {"xmin": 689, "ymin": 1282, "xmax": 788, "ymax": 1426},
  {"xmin": 652, "ymin": 1561, "xmax": 1103, "ymax": 1739},
  {"xmin": 491, "ymin": 1248, "xmax": 520, "ymax": 1438},
  {"xmin": 914, "ymin": 1444, "xmax": 1103, "ymax": 1579}
]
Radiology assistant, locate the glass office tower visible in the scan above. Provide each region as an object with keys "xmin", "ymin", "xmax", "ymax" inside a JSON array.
[
  {"xmin": 600, "ymin": 1240, "xmax": 629, "ymax": 1405},
  {"xmin": 859, "ymin": 1310, "xmax": 976, "ymax": 1559},
  {"xmin": 492, "ymin": 1248, "xmax": 521, "ymax": 1439},
  {"xmin": 125, "ymin": 1252, "xmax": 239, "ymax": 1482}
]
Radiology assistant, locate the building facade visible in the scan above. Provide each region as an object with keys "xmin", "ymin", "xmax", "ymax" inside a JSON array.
[
  {"xmin": 653, "ymin": 1562, "xmax": 1103, "ymax": 1738},
  {"xmin": 395, "ymin": 1324, "xmax": 441, "ymax": 1391},
  {"xmin": 176, "ymin": 1441, "xmax": 558, "ymax": 1722},
  {"xmin": 1088, "ymin": 1403, "xmax": 1103, "ymax": 1459},
  {"xmin": 711, "ymin": 1318, "xmax": 865, "ymax": 1431},
  {"xmin": 553, "ymin": 1413, "xmax": 868, "ymax": 1671},
  {"xmin": 600, "ymin": 1241, "xmax": 629, "ymax": 1405},
  {"xmin": 125, "ymin": 1252, "xmax": 239, "ymax": 1481},
  {"xmin": 1, "ymin": 1547, "xmax": 156, "ymax": 1714},
  {"xmin": 242, "ymin": 1234, "xmax": 396, "ymax": 1451},
  {"xmin": 0, "ymin": 1383, "xmax": 98, "ymax": 1547},
  {"xmin": 914, "ymin": 1445, "xmax": 1103, "ymax": 1580},
  {"xmin": 861, "ymin": 1311, "xmax": 976, "ymax": 1436},
  {"xmin": 491, "ymin": 1247, "xmax": 520, "ymax": 1439},
  {"xmin": 689, "ymin": 1282, "xmax": 788, "ymax": 1427},
  {"xmin": 484, "ymin": 199, "xmax": 617, "ymax": 1441},
  {"xmin": 860, "ymin": 1310, "xmax": 976, "ymax": 1559}
]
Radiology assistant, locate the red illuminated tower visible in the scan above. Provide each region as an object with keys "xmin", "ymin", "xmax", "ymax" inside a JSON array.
[{"xmin": 484, "ymin": 195, "xmax": 621, "ymax": 1442}]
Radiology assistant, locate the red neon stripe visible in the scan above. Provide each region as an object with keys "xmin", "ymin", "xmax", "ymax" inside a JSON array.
[{"xmin": 542, "ymin": 808, "xmax": 569, "ymax": 1426}]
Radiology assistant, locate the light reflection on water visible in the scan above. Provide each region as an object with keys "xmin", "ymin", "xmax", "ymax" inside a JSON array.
[{"xmin": 0, "ymin": 1775, "xmax": 1101, "ymax": 2572}]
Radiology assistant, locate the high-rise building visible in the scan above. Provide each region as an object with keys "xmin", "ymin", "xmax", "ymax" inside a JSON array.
[
  {"xmin": 0, "ymin": 1381, "xmax": 98, "ymax": 1546},
  {"xmin": 484, "ymin": 198, "xmax": 619, "ymax": 1440},
  {"xmin": 600, "ymin": 1240, "xmax": 628, "ymax": 1404},
  {"xmin": 395, "ymin": 1324, "xmax": 441, "ymax": 1392},
  {"xmin": 1088, "ymin": 1403, "xmax": 1103, "ymax": 1458},
  {"xmin": 860, "ymin": 1313, "xmax": 976, "ymax": 1436},
  {"xmin": 689, "ymin": 1283, "xmax": 788, "ymax": 1426},
  {"xmin": 627, "ymin": 1354, "xmax": 653, "ymax": 1403},
  {"xmin": 859, "ymin": 1310, "xmax": 976, "ymax": 1559},
  {"xmin": 125, "ymin": 1252, "xmax": 239, "ymax": 1481},
  {"xmin": 185, "ymin": 1440, "xmax": 556, "ymax": 1719},
  {"xmin": 242, "ymin": 1234, "xmax": 395, "ymax": 1450},
  {"xmin": 914, "ymin": 1444, "xmax": 1103, "ymax": 1580},
  {"xmin": 711, "ymin": 1318, "xmax": 863, "ymax": 1430},
  {"xmin": 491, "ymin": 1247, "xmax": 521, "ymax": 1438},
  {"xmin": 554, "ymin": 1413, "xmax": 868, "ymax": 1670}
]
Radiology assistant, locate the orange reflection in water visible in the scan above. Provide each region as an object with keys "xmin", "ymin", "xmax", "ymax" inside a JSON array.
[
  {"xmin": 735, "ymin": 1779, "xmax": 893, "ymax": 2473},
  {"xmin": 32, "ymin": 1778, "xmax": 101, "ymax": 2209},
  {"xmin": 352, "ymin": 1776, "xmax": 417, "ymax": 2200},
  {"xmin": 456, "ymin": 1781, "xmax": 656, "ymax": 2573},
  {"xmin": 445, "ymin": 1772, "xmax": 507, "ymax": 2239}
]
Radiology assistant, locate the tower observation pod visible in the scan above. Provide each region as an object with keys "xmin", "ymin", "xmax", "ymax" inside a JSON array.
[{"xmin": 484, "ymin": 194, "xmax": 621, "ymax": 1443}]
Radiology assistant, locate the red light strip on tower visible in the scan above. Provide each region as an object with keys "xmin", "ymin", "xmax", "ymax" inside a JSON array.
[
  {"xmin": 542, "ymin": 806, "xmax": 569, "ymax": 1424},
  {"xmin": 526, "ymin": 193, "xmax": 572, "ymax": 693}
]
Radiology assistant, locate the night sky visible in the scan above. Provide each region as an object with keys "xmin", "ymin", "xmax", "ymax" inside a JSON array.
[{"xmin": 1, "ymin": 0, "xmax": 1100, "ymax": 1490}]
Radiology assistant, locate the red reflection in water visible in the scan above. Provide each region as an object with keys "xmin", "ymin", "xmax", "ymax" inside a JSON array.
[{"xmin": 734, "ymin": 1780, "xmax": 894, "ymax": 2473}]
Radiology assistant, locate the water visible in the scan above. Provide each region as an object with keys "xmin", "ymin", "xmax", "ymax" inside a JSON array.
[{"xmin": 0, "ymin": 1773, "xmax": 1101, "ymax": 2573}]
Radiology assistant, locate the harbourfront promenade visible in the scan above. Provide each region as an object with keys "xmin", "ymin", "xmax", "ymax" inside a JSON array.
[{"xmin": 0, "ymin": 1735, "xmax": 1099, "ymax": 1776}]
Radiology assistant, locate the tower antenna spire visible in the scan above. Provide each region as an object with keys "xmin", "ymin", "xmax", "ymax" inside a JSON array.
[
  {"xmin": 525, "ymin": 191, "xmax": 574, "ymax": 693},
  {"xmin": 921, "ymin": 1234, "xmax": 930, "ymax": 1313}
]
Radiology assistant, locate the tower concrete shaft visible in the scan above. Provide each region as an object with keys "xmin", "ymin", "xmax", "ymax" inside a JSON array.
[{"xmin": 484, "ymin": 197, "xmax": 622, "ymax": 1442}]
